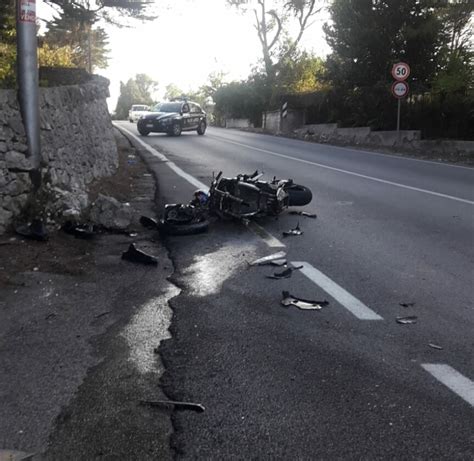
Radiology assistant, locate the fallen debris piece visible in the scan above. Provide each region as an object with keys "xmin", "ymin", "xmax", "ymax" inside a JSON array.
[
  {"xmin": 62, "ymin": 221, "xmax": 96, "ymax": 239},
  {"xmin": 396, "ymin": 315, "xmax": 418, "ymax": 324},
  {"xmin": 428, "ymin": 343, "xmax": 443, "ymax": 350},
  {"xmin": 267, "ymin": 265, "xmax": 303, "ymax": 279},
  {"xmin": 15, "ymin": 219, "xmax": 48, "ymax": 242},
  {"xmin": 249, "ymin": 251, "xmax": 286, "ymax": 266},
  {"xmin": 289, "ymin": 211, "xmax": 317, "ymax": 219},
  {"xmin": 281, "ymin": 291, "xmax": 329, "ymax": 310},
  {"xmin": 399, "ymin": 302, "xmax": 415, "ymax": 308},
  {"xmin": 269, "ymin": 259, "xmax": 287, "ymax": 267},
  {"xmin": 95, "ymin": 311, "xmax": 111, "ymax": 319},
  {"xmin": 282, "ymin": 223, "xmax": 303, "ymax": 237},
  {"xmin": 139, "ymin": 399, "xmax": 205, "ymax": 413},
  {"xmin": 121, "ymin": 243, "xmax": 158, "ymax": 266},
  {"xmin": 140, "ymin": 215, "xmax": 159, "ymax": 230}
]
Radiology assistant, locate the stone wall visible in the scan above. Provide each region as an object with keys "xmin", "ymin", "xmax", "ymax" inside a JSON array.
[
  {"xmin": 225, "ymin": 118, "xmax": 253, "ymax": 129},
  {"xmin": 0, "ymin": 76, "xmax": 118, "ymax": 234}
]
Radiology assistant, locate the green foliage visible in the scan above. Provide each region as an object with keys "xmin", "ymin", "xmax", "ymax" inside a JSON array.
[{"xmin": 114, "ymin": 74, "xmax": 158, "ymax": 119}]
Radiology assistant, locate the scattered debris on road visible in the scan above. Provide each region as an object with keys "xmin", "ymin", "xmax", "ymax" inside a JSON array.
[
  {"xmin": 282, "ymin": 223, "xmax": 303, "ymax": 237},
  {"xmin": 121, "ymin": 243, "xmax": 158, "ymax": 266},
  {"xmin": 289, "ymin": 211, "xmax": 317, "ymax": 219},
  {"xmin": 95, "ymin": 311, "xmax": 111, "ymax": 319},
  {"xmin": 399, "ymin": 302, "xmax": 415, "ymax": 308},
  {"xmin": 62, "ymin": 221, "xmax": 96, "ymax": 239},
  {"xmin": 396, "ymin": 315, "xmax": 418, "ymax": 324},
  {"xmin": 281, "ymin": 291, "xmax": 329, "ymax": 310},
  {"xmin": 139, "ymin": 399, "xmax": 205, "ymax": 413},
  {"xmin": 15, "ymin": 219, "xmax": 48, "ymax": 242},
  {"xmin": 249, "ymin": 251, "xmax": 286, "ymax": 266},
  {"xmin": 428, "ymin": 343, "xmax": 443, "ymax": 350},
  {"xmin": 267, "ymin": 265, "xmax": 303, "ymax": 279}
]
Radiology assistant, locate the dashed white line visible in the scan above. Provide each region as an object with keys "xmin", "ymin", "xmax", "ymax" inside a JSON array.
[
  {"xmin": 292, "ymin": 261, "xmax": 383, "ymax": 320},
  {"xmin": 209, "ymin": 135, "xmax": 474, "ymax": 205},
  {"xmin": 422, "ymin": 364, "xmax": 474, "ymax": 407}
]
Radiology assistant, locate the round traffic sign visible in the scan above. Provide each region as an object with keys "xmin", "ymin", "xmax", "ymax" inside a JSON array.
[
  {"xmin": 391, "ymin": 81, "xmax": 409, "ymax": 98},
  {"xmin": 392, "ymin": 62, "xmax": 410, "ymax": 81}
]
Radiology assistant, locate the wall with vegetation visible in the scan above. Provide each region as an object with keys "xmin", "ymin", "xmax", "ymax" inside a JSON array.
[{"xmin": 0, "ymin": 76, "xmax": 118, "ymax": 234}]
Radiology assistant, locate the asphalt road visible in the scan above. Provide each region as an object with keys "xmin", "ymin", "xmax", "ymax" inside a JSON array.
[{"xmin": 116, "ymin": 122, "xmax": 474, "ymax": 459}]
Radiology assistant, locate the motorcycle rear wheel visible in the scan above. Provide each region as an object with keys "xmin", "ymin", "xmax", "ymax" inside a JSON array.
[{"xmin": 286, "ymin": 184, "xmax": 312, "ymax": 206}]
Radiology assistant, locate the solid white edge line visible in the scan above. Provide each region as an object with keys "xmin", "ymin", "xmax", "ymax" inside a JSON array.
[
  {"xmin": 246, "ymin": 221, "xmax": 285, "ymax": 248},
  {"xmin": 292, "ymin": 261, "xmax": 383, "ymax": 320},
  {"xmin": 114, "ymin": 123, "xmax": 284, "ymax": 249},
  {"xmin": 114, "ymin": 123, "xmax": 209, "ymax": 191},
  {"xmin": 208, "ymin": 135, "xmax": 474, "ymax": 205},
  {"xmin": 421, "ymin": 363, "xmax": 474, "ymax": 407}
]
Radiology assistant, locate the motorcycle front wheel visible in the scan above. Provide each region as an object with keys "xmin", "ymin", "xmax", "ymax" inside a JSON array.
[{"xmin": 286, "ymin": 184, "xmax": 313, "ymax": 206}]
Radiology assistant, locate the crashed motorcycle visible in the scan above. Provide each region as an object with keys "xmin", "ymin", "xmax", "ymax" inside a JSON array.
[{"xmin": 158, "ymin": 171, "xmax": 312, "ymax": 235}]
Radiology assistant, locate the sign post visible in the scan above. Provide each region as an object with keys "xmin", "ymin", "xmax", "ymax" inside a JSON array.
[
  {"xmin": 391, "ymin": 62, "xmax": 410, "ymax": 139},
  {"xmin": 16, "ymin": 0, "xmax": 41, "ymax": 189}
]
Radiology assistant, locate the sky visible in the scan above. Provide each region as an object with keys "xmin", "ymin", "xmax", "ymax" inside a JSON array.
[{"xmin": 37, "ymin": 0, "xmax": 331, "ymax": 112}]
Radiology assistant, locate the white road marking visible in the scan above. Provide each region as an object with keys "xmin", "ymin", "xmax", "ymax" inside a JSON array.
[
  {"xmin": 209, "ymin": 136, "xmax": 474, "ymax": 205},
  {"xmin": 246, "ymin": 221, "xmax": 285, "ymax": 248},
  {"xmin": 421, "ymin": 364, "xmax": 474, "ymax": 407},
  {"xmin": 292, "ymin": 261, "xmax": 383, "ymax": 320},
  {"xmin": 211, "ymin": 130, "xmax": 473, "ymax": 171},
  {"xmin": 114, "ymin": 124, "xmax": 285, "ymax": 248},
  {"xmin": 115, "ymin": 124, "xmax": 209, "ymax": 190}
]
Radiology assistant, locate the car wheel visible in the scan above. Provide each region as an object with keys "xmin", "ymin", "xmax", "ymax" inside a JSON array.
[
  {"xmin": 138, "ymin": 126, "xmax": 150, "ymax": 136},
  {"xmin": 197, "ymin": 120, "xmax": 207, "ymax": 135},
  {"xmin": 171, "ymin": 122, "xmax": 182, "ymax": 136}
]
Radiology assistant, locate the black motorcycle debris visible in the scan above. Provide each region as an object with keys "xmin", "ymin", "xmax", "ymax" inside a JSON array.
[
  {"xmin": 121, "ymin": 243, "xmax": 158, "ymax": 266},
  {"xmin": 281, "ymin": 291, "xmax": 329, "ymax": 310},
  {"xmin": 282, "ymin": 223, "xmax": 303, "ymax": 237}
]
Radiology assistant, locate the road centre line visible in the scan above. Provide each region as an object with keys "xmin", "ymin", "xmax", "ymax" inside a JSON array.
[
  {"xmin": 421, "ymin": 364, "xmax": 474, "ymax": 407},
  {"xmin": 209, "ymin": 135, "xmax": 474, "ymax": 206},
  {"xmin": 115, "ymin": 124, "xmax": 285, "ymax": 248},
  {"xmin": 292, "ymin": 261, "xmax": 383, "ymax": 320}
]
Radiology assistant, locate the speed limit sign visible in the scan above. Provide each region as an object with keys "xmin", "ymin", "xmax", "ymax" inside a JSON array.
[
  {"xmin": 392, "ymin": 62, "xmax": 410, "ymax": 81},
  {"xmin": 391, "ymin": 81, "xmax": 409, "ymax": 98}
]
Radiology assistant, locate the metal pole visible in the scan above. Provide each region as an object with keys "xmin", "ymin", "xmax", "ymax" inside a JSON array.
[
  {"xmin": 16, "ymin": 0, "xmax": 41, "ymax": 189},
  {"xmin": 396, "ymin": 98, "xmax": 401, "ymax": 141}
]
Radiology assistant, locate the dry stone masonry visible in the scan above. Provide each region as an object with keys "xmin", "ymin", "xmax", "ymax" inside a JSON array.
[{"xmin": 0, "ymin": 76, "xmax": 118, "ymax": 234}]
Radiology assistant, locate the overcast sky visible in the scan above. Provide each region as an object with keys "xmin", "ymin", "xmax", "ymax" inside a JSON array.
[{"xmin": 37, "ymin": 0, "xmax": 331, "ymax": 111}]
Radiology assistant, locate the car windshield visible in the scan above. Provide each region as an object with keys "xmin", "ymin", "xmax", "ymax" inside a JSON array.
[
  {"xmin": 132, "ymin": 105, "xmax": 147, "ymax": 111},
  {"xmin": 154, "ymin": 102, "xmax": 182, "ymax": 113}
]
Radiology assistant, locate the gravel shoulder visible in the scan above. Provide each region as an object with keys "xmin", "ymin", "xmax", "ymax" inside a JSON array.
[{"xmin": 0, "ymin": 130, "xmax": 174, "ymax": 460}]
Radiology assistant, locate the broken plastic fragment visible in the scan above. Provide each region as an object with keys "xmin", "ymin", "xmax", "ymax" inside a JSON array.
[
  {"xmin": 62, "ymin": 221, "xmax": 95, "ymax": 239},
  {"xmin": 281, "ymin": 291, "xmax": 329, "ymax": 310},
  {"xmin": 428, "ymin": 343, "xmax": 443, "ymax": 350},
  {"xmin": 249, "ymin": 251, "xmax": 286, "ymax": 266},
  {"xmin": 121, "ymin": 243, "xmax": 158, "ymax": 266},
  {"xmin": 282, "ymin": 223, "xmax": 303, "ymax": 237},
  {"xmin": 267, "ymin": 265, "xmax": 303, "ymax": 279},
  {"xmin": 289, "ymin": 211, "xmax": 317, "ymax": 219},
  {"xmin": 399, "ymin": 302, "xmax": 415, "ymax": 308},
  {"xmin": 15, "ymin": 219, "xmax": 48, "ymax": 241},
  {"xmin": 139, "ymin": 215, "xmax": 158, "ymax": 229},
  {"xmin": 139, "ymin": 399, "xmax": 205, "ymax": 413},
  {"xmin": 396, "ymin": 315, "xmax": 418, "ymax": 324},
  {"xmin": 269, "ymin": 259, "xmax": 287, "ymax": 267}
]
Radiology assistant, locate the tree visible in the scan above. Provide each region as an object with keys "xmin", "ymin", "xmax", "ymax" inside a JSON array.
[
  {"xmin": 227, "ymin": 0, "xmax": 324, "ymax": 85},
  {"xmin": 114, "ymin": 74, "xmax": 158, "ymax": 119},
  {"xmin": 43, "ymin": 7, "xmax": 110, "ymax": 71},
  {"xmin": 323, "ymin": 0, "xmax": 446, "ymax": 92},
  {"xmin": 164, "ymin": 83, "xmax": 185, "ymax": 101}
]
